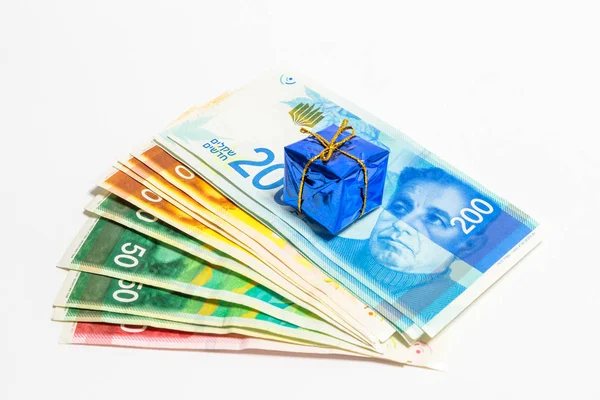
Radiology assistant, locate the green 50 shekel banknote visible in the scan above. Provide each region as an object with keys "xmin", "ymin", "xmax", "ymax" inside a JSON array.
[
  {"xmin": 53, "ymin": 307, "xmax": 300, "ymax": 341},
  {"xmin": 58, "ymin": 215, "xmax": 356, "ymax": 340},
  {"xmin": 53, "ymin": 270, "xmax": 372, "ymax": 353}
]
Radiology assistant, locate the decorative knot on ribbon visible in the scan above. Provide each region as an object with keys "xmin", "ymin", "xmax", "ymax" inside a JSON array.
[{"xmin": 297, "ymin": 119, "xmax": 369, "ymax": 217}]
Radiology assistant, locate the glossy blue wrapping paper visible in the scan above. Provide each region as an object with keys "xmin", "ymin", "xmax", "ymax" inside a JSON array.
[{"xmin": 283, "ymin": 124, "xmax": 390, "ymax": 234}]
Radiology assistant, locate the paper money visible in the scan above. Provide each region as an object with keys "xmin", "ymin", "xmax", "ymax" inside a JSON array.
[
  {"xmin": 117, "ymin": 154, "xmax": 401, "ymax": 343},
  {"xmin": 132, "ymin": 144, "xmax": 404, "ymax": 342},
  {"xmin": 153, "ymin": 138, "xmax": 424, "ymax": 342},
  {"xmin": 160, "ymin": 70, "xmax": 541, "ymax": 337},
  {"xmin": 49, "ymin": 88, "xmax": 459, "ymax": 370},
  {"xmin": 58, "ymin": 215, "xmax": 360, "ymax": 339},
  {"xmin": 115, "ymin": 158, "xmax": 243, "ymax": 246},
  {"xmin": 86, "ymin": 193, "xmax": 285, "ymax": 300},
  {"xmin": 57, "ymin": 319, "xmax": 446, "ymax": 369},
  {"xmin": 59, "ymin": 321, "xmax": 361, "ymax": 357},
  {"xmin": 86, "ymin": 193, "xmax": 376, "ymax": 345},
  {"xmin": 53, "ymin": 307, "xmax": 303, "ymax": 342},
  {"xmin": 154, "ymin": 128, "xmax": 423, "ymax": 341},
  {"xmin": 53, "ymin": 270, "xmax": 372, "ymax": 353},
  {"xmin": 97, "ymin": 168, "xmax": 379, "ymax": 346}
]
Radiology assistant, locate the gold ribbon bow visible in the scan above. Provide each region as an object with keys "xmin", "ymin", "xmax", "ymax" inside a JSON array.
[{"xmin": 297, "ymin": 119, "xmax": 368, "ymax": 217}]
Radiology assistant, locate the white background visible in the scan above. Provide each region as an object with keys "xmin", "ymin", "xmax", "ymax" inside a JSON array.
[{"xmin": 1, "ymin": 1, "xmax": 599, "ymax": 399}]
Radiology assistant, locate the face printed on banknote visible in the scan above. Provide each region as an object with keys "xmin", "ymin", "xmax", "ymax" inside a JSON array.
[
  {"xmin": 368, "ymin": 167, "xmax": 492, "ymax": 275},
  {"xmin": 161, "ymin": 70, "xmax": 540, "ymax": 333}
]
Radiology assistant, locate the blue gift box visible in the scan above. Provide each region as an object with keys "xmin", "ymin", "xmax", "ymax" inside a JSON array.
[{"xmin": 283, "ymin": 122, "xmax": 389, "ymax": 235}]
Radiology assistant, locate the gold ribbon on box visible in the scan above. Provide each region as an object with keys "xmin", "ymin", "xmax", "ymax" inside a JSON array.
[{"xmin": 297, "ymin": 119, "xmax": 368, "ymax": 216}]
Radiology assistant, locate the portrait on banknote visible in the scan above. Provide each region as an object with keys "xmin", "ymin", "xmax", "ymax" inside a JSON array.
[
  {"xmin": 162, "ymin": 75, "xmax": 540, "ymax": 329},
  {"xmin": 325, "ymin": 157, "xmax": 512, "ymax": 315}
]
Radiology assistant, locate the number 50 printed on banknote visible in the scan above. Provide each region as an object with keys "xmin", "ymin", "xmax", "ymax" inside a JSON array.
[{"xmin": 159, "ymin": 70, "xmax": 541, "ymax": 338}]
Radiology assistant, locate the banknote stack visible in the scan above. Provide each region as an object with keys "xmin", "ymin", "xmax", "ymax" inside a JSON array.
[{"xmin": 53, "ymin": 71, "xmax": 541, "ymax": 370}]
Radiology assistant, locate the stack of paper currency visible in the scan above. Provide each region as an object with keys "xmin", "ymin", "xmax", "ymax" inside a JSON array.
[{"xmin": 53, "ymin": 71, "xmax": 541, "ymax": 370}]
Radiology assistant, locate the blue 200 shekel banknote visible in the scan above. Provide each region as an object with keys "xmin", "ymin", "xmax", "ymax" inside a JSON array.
[{"xmin": 157, "ymin": 71, "xmax": 541, "ymax": 338}]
